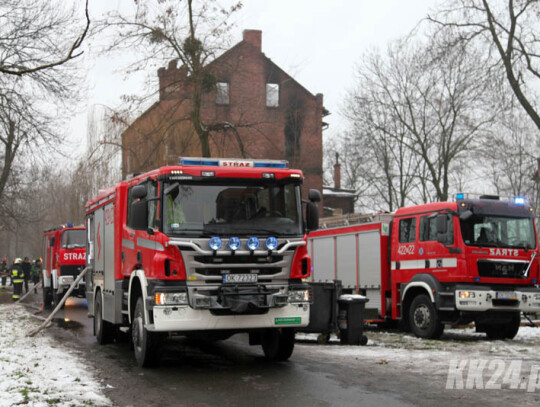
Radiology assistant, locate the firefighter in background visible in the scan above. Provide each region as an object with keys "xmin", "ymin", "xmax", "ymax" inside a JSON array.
[
  {"xmin": 31, "ymin": 258, "xmax": 42, "ymax": 294},
  {"xmin": 22, "ymin": 256, "xmax": 31, "ymax": 294},
  {"xmin": 10, "ymin": 258, "xmax": 24, "ymax": 301},
  {"xmin": 1, "ymin": 258, "xmax": 8, "ymax": 288}
]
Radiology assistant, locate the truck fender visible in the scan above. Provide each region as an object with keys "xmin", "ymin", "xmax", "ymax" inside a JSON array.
[
  {"xmin": 402, "ymin": 274, "xmax": 442, "ymax": 304},
  {"xmin": 51, "ymin": 269, "xmax": 59, "ymax": 290},
  {"xmin": 128, "ymin": 270, "xmax": 149, "ymax": 324},
  {"xmin": 42, "ymin": 269, "xmax": 51, "ymax": 288}
]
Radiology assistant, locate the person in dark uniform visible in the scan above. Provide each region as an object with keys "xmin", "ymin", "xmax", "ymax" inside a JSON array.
[
  {"xmin": 22, "ymin": 257, "xmax": 31, "ymax": 293},
  {"xmin": 10, "ymin": 258, "xmax": 24, "ymax": 301}
]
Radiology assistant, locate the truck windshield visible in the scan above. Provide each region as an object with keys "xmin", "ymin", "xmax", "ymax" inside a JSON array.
[
  {"xmin": 460, "ymin": 215, "xmax": 536, "ymax": 249},
  {"xmin": 163, "ymin": 181, "xmax": 302, "ymax": 236},
  {"xmin": 61, "ymin": 229, "xmax": 86, "ymax": 249}
]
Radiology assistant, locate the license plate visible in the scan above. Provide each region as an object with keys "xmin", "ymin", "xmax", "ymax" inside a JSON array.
[
  {"xmin": 222, "ymin": 274, "xmax": 257, "ymax": 284},
  {"xmin": 495, "ymin": 291, "xmax": 516, "ymax": 300}
]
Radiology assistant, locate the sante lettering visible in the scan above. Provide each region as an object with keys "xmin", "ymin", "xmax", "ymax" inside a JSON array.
[{"xmin": 489, "ymin": 248, "xmax": 519, "ymax": 256}]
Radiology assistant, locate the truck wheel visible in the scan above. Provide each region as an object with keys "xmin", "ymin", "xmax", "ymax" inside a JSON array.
[
  {"xmin": 261, "ymin": 328, "xmax": 295, "ymax": 361},
  {"xmin": 52, "ymin": 289, "xmax": 65, "ymax": 309},
  {"xmin": 409, "ymin": 294, "xmax": 444, "ymax": 339},
  {"xmin": 132, "ymin": 297, "xmax": 161, "ymax": 368},
  {"xmin": 95, "ymin": 294, "xmax": 114, "ymax": 345},
  {"xmin": 484, "ymin": 324, "xmax": 505, "ymax": 339},
  {"xmin": 504, "ymin": 312, "xmax": 521, "ymax": 339},
  {"xmin": 42, "ymin": 286, "xmax": 52, "ymax": 309}
]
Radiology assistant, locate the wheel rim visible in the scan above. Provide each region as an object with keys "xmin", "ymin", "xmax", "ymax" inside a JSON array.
[{"xmin": 413, "ymin": 304, "xmax": 431, "ymax": 330}]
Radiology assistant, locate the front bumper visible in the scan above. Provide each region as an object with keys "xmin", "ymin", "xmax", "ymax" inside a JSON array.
[
  {"xmin": 455, "ymin": 287, "xmax": 540, "ymax": 312},
  {"xmin": 148, "ymin": 302, "xmax": 310, "ymax": 332},
  {"xmin": 56, "ymin": 275, "xmax": 85, "ymax": 290}
]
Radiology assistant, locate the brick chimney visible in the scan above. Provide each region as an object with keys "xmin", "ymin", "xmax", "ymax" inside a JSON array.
[
  {"xmin": 334, "ymin": 152, "xmax": 341, "ymax": 189},
  {"xmin": 243, "ymin": 29, "xmax": 262, "ymax": 51}
]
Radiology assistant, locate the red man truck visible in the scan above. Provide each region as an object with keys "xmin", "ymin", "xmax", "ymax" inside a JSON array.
[
  {"xmin": 84, "ymin": 158, "xmax": 320, "ymax": 367},
  {"xmin": 42, "ymin": 224, "xmax": 87, "ymax": 308},
  {"xmin": 308, "ymin": 194, "xmax": 540, "ymax": 339}
]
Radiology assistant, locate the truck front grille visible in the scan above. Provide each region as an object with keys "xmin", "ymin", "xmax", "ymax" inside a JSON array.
[
  {"xmin": 477, "ymin": 260, "xmax": 528, "ymax": 279},
  {"xmin": 60, "ymin": 265, "xmax": 85, "ymax": 277},
  {"xmin": 195, "ymin": 267, "xmax": 281, "ymax": 277}
]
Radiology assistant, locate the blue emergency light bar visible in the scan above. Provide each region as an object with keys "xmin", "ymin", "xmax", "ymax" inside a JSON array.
[
  {"xmin": 179, "ymin": 157, "xmax": 288, "ymax": 169},
  {"xmin": 514, "ymin": 197, "xmax": 526, "ymax": 205},
  {"xmin": 456, "ymin": 193, "xmax": 465, "ymax": 200}
]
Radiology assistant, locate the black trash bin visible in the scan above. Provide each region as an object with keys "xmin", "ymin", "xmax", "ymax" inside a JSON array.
[
  {"xmin": 298, "ymin": 281, "xmax": 342, "ymax": 343},
  {"xmin": 338, "ymin": 294, "xmax": 369, "ymax": 345}
]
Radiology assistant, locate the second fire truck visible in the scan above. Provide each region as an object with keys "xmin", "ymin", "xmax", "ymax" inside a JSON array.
[
  {"xmin": 42, "ymin": 224, "xmax": 87, "ymax": 308},
  {"xmin": 308, "ymin": 194, "xmax": 540, "ymax": 339},
  {"xmin": 85, "ymin": 158, "xmax": 319, "ymax": 367}
]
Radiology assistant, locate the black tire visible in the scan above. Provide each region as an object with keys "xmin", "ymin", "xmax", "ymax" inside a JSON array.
[
  {"xmin": 42, "ymin": 285, "xmax": 53, "ymax": 309},
  {"xmin": 483, "ymin": 312, "xmax": 521, "ymax": 340},
  {"xmin": 95, "ymin": 294, "xmax": 114, "ymax": 345},
  {"xmin": 484, "ymin": 324, "xmax": 506, "ymax": 339},
  {"xmin": 52, "ymin": 288, "xmax": 65, "ymax": 309},
  {"xmin": 504, "ymin": 312, "xmax": 521, "ymax": 339},
  {"xmin": 132, "ymin": 297, "xmax": 161, "ymax": 368},
  {"xmin": 261, "ymin": 328, "xmax": 295, "ymax": 361},
  {"xmin": 408, "ymin": 294, "xmax": 444, "ymax": 339}
]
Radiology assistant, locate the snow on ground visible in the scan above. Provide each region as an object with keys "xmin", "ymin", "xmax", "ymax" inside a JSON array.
[
  {"xmin": 296, "ymin": 325, "xmax": 540, "ymax": 375},
  {"xmin": 0, "ymin": 304, "xmax": 111, "ymax": 407}
]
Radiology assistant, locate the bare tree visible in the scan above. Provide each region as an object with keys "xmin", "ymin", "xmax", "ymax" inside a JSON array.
[
  {"xmin": 0, "ymin": 0, "xmax": 90, "ymax": 207},
  {"xmin": 343, "ymin": 37, "xmax": 496, "ymax": 205},
  {"xmin": 480, "ymin": 102, "xmax": 539, "ymax": 200},
  {"xmin": 428, "ymin": 0, "xmax": 540, "ymax": 131},
  {"xmin": 0, "ymin": 0, "xmax": 90, "ymax": 77},
  {"xmin": 98, "ymin": 0, "xmax": 244, "ymax": 157}
]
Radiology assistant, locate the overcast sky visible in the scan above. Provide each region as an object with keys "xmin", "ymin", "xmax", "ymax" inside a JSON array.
[{"xmin": 72, "ymin": 0, "xmax": 436, "ymax": 155}]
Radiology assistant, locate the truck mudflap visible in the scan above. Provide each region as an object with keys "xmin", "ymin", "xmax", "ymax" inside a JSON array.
[
  {"xmin": 146, "ymin": 303, "xmax": 309, "ymax": 332},
  {"xmin": 455, "ymin": 286, "xmax": 540, "ymax": 312}
]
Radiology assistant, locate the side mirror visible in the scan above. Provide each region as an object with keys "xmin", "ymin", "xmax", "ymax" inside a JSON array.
[
  {"xmin": 131, "ymin": 200, "xmax": 148, "ymax": 230},
  {"xmin": 306, "ymin": 202, "xmax": 319, "ymax": 231},
  {"xmin": 309, "ymin": 189, "xmax": 322, "ymax": 203},
  {"xmin": 132, "ymin": 185, "xmax": 147, "ymax": 200}
]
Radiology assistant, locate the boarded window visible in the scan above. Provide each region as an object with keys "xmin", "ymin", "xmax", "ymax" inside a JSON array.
[
  {"xmin": 399, "ymin": 218, "xmax": 417, "ymax": 243},
  {"xmin": 216, "ymin": 82, "xmax": 229, "ymax": 105},
  {"xmin": 266, "ymin": 83, "xmax": 279, "ymax": 107}
]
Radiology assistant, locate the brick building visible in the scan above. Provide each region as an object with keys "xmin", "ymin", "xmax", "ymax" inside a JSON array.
[{"xmin": 122, "ymin": 29, "xmax": 327, "ymax": 199}]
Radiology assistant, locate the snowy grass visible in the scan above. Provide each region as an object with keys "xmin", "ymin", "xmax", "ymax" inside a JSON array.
[
  {"xmin": 296, "ymin": 325, "xmax": 540, "ymax": 374},
  {"xmin": 0, "ymin": 304, "xmax": 111, "ymax": 407}
]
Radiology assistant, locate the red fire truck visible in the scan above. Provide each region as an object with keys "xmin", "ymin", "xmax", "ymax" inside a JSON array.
[
  {"xmin": 308, "ymin": 194, "xmax": 540, "ymax": 339},
  {"xmin": 84, "ymin": 158, "xmax": 319, "ymax": 367},
  {"xmin": 42, "ymin": 223, "xmax": 87, "ymax": 308}
]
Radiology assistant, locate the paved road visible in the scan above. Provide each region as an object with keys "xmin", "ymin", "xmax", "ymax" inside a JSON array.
[{"xmin": 11, "ymin": 290, "xmax": 540, "ymax": 407}]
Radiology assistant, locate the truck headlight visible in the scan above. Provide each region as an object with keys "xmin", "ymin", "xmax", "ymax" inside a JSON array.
[
  {"xmin": 155, "ymin": 292, "xmax": 188, "ymax": 305},
  {"xmin": 289, "ymin": 289, "xmax": 310, "ymax": 303},
  {"xmin": 458, "ymin": 291, "xmax": 475, "ymax": 299}
]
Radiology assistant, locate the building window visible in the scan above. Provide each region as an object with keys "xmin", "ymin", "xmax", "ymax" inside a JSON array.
[
  {"xmin": 266, "ymin": 83, "xmax": 279, "ymax": 107},
  {"xmin": 216, "ymin": 82, "xmax": 229, "ymax": 105}
]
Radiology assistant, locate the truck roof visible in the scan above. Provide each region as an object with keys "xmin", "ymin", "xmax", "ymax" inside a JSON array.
[
  {"xmin": 85, "ymin": 162, "xmax": 304, "ymax": 210},
  {"xmin": 395, "ymin": 201, "xmax": 458, "ymax": 217}
]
